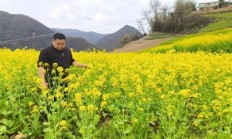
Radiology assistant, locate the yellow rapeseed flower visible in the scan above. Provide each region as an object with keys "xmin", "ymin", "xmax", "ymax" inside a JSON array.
[
  {"xmin": 132, "ymin": 118, "xmax": 138, "ymax": 124},
  {"xmin": 59, "ymin": 120, "xmax": 67, "ymax": 127},
  {"xmin": 79, "ymin": 105, "xmax": 86, "ymax": 112},
  {"xmin": 87, "ymin": 104, "xmax": 97, "ymax": 115},
  {"xmin": 75, "ymin": 93, "xmax": 83, "ymax": 105},
  {"xmin": 55, "ymin": 92, "xmax": 63, "ymax": 99},
  {"xmin": 101, "ymin": 101, "xmax": 107, "ymax": 108},
  {"xmin": 179, "ymin": 89, "xmax": 191, "ymax": 98}
]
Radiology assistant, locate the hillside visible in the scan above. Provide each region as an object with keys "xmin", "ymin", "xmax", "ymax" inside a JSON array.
[
  {"xmin": 145, "ymin": 28, "xmax": 232, "ymax": 53},
  {"xmin": 117, "ymin": 11, "xmax": 232, "ymax": 53},
  {"xmin": 51, "ymin": 28, "xmax": 107, "ymax": 45},
  {"xmin": 0, "ymin": 11, "xmax": 95, "ymax": 51},
  {"xmin": 199, "ymin": 11, "xmax": 232, "ymax": 32},
  {"xmin": 114, "ymin": 36, "xmax": 173, "ymax": 52},
  {"xmin": 96, "ymin": 25, "xmax": 143, "ymax": 51},
  {"xmin": 0, "ymin": 11, "xmax": 53, "ymax": 41},
  {"xmin": 66, "ymin": 37, "xmax": 96, "ymax": 51},
  {"xmin": 0, "ymin": 11, "xmax": 142, "ymax": 52},
  {"xmin": 143, "ymin": 13, "xmax": 232, "ymax": 53}
]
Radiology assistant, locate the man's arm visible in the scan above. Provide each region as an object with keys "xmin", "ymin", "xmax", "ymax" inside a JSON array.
[
  {"xmin": 72, "ymin": 61, "xmax": 87, "ymax": 68},
  {"xmin": 38, "ymin": 67, "xmax": 48, "ymax": 89}
]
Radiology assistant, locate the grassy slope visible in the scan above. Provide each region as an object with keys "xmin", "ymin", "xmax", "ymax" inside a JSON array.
[
  {"xmin": 142, "ymin": 11, "xmax": 232, "ymax": 53},
  {"xmin": 200, "ymin": 12, "xmax": 232, "ymax": 32}
]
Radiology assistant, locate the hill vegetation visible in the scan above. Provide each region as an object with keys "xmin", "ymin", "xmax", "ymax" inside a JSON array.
[
  {"xmin": 199, "ymin": 11, "xmax": 232, "ymax": 32},
  {"xmin": 140, "ymin": 0, "xmax": 232, "ymax": 35},
  {"xmin": 141, "ymin": 0, "xmax": 214, "ymax": 33},
  {"xmin": 141, "ymin": 1, "xmax": 232, "ymax": 54}
]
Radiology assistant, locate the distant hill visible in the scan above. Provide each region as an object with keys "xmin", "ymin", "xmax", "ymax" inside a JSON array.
[
  {"xmin": 96, "ymin": 25, "xmax": 143, "ymax": 51},
  {"xmin": 0, "ymin": 11, "xmax": 143, "ymax": 52},
  {"xmin": 0, "ymin": 11, "xmax": 53, "ymax": 41},
  {"xmin": 66, "ymin": 37, "xmax": 96, "ymax": 51},
  {"xmin": 51, "ymin": 28, "xmax": 107, "ymax": 45},
  {"xmin": 0, "ymin": 11, "xmax": 95, "ymax": 51}
]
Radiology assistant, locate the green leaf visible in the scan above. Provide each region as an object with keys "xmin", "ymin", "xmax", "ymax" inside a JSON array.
[
  {"xmin": 6, "ymin": 118, "xmax": 21, "ymax": 133},
  {"xmin": 117, "ymin": 121, "xmax": 124, "ymax": 125},
  {"xmin": 113, "ymin": 122, "xmax": 119, "ymax": 129},
  {"xmin": 1, "ymin": 119, "xmax": 13, "ymax": 126},
  {"xmin": 43, "ymin": 122, "xmax": 50, "ymax": 126},
  {"xmin": 44, "ymin": 132, "xmax": 55, "ymax": 139},
  {"xmin": 123, "ymin": 127, "xmax": 132, "ymax": 134},
  {"xmin": 43, "ymin": 127, "xmax": 52, "ymax": 133},
  {"xmin": 1, "ymin": 110, "xmax": 11, "ymax": 116},
  {"xmin": 0, "ymin": 125, "xmax": 7, "ymax": 134}
]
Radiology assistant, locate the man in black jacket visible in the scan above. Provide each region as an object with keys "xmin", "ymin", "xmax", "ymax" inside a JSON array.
[{"xmin": 37, "ymin": 33, "xmax": 87, "ymax": 89}]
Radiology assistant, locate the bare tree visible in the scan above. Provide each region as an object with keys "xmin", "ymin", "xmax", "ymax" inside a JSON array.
[
  {"xmin": 137, "ymin": 19, "xmax": 146, "ymax": 35},
  {"xmin": 150, "ymin": 0, "xmax": 161, "ymax": 21},
  {"xmin": 142, "ymin": 10, "xmax": 152, "ymax": 30},
  {"xmin": 149, "ymin": 0, "xmax": 163, "ymax": 32},
  {"xmin": 175, "ymin": 0, "xmax": 195, "ymax": 15},
  {"xmin": 172, "ymin": 0, "xmax": 195, "ymax": 31},
  {"xmin": 139, "ymin": 0, "xmax": 207, "ymax": 33},
  {"xmin": 160, "ymin": 5, "xmax": 168, "ymax": 22}
]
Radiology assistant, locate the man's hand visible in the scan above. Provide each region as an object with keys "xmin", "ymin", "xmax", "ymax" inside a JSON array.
[
  {"xmin": 73, "ymin": 61, "xmax": 88, "ymax": 69},
  {"xmin": 38, "ymin": 67, "xmax": 47, "ymax": 90},
  {"xmin": 82, "ymin": 64, "xmax": 88, "ymax": 69}
]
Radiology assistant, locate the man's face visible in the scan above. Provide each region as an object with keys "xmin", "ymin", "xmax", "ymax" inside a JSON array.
[{"xmin": 52, "ymin": 39, "xmax": 66, "ymax": 50}]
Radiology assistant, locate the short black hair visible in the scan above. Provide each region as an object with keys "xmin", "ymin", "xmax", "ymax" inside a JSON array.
[{"xmin": 53, "ymin": 33, "xmax": 66, "ymax": 40}]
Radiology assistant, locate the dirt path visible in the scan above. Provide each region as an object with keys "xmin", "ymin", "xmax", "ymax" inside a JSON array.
[{"xmin": 113, "ymin": 37, "xmax": 173, "ymax": 52}]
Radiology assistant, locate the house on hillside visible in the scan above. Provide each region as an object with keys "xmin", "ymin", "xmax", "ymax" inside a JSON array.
[
  {"xmin": 198, "ymin": 1, "xmax": 219, "ymax": 11},
  {"xmin": 198, "ymin": 1, "xmax": 232, "ymax": 11}
]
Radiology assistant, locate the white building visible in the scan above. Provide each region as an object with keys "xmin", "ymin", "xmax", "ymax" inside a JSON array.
[{"xmin": 198, "ymin": 0, "xmax": 231, "ymax": 11}]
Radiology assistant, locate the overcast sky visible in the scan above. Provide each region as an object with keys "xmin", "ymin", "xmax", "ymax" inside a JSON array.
[{"xmin": 0, "ymin": 0, "xmax": 220, "ymax": 34}]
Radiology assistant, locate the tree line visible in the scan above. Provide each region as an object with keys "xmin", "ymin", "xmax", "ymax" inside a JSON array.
[{"xmin": 138, "ymin": 0, "xmax": 226, "ymax": 34}]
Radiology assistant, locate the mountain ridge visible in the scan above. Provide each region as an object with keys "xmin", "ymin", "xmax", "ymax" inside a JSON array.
[
  {"xmin": 0, "ymin": 10, "xmax": 143, "ymax": 51},
  {"xmin": 0, "ymin": 11, "xmax": 95, "ymax": 51},
  {"xmin": 96, "ymin": 25, "xmax": 143, "ymax": 51},
  {"xmin": 51, "ymin": 28, "xmax": 108, "ymax": 45}
]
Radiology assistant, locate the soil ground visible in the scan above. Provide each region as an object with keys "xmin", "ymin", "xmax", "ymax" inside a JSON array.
[{"xmin": 113, "ymin": 36, "xmax": 173, "ymax": 52}]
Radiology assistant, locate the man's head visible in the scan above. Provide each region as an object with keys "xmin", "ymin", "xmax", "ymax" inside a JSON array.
[{"xmin": 52, "ymin": 33, "xmax": 66, "ymax": 50}]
